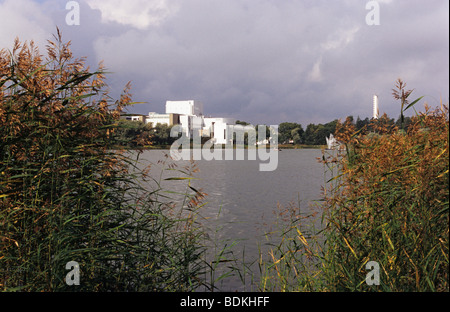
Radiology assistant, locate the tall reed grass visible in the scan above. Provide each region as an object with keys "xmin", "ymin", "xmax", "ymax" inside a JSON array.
[
  {"xmin": 259, "ymin": 80, "xmax": 449, "ymax": 292},
  {"xmin": 1, "ymin": 32, "xmax": 209, "ymax": 291}
]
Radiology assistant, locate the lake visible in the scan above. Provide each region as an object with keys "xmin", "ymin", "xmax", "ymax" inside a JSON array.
[{"xmin": 137, "ymin": 148, "xmax": 327, "ymax": 291}]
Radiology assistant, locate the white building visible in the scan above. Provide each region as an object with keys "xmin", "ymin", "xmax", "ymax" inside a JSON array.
[
  {"xmin": 144, "ymin": 100, "xmax": 235, "ymax": 145},
  {"xmin": 146, "ymin": 112, "xmax": 170, "ymax": 126},
  {"xmin": 121, "ymin": 114, "xmax": 146, "ymax": 122},
  {"xmin": 179, "ymin": 114, "xmax": 205, "ymax": 138},
  {"xmin": 166, "ymin": 100, "xmax": 203, "ymax": 117},
  {"xmin": 203, "ymin": 117, "xmax": 236, "ymax": 145}
]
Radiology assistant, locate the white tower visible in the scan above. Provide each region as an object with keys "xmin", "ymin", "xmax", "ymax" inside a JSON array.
[{"xmin": 373, "ymin": 95, "xmax": 379, "ymax": 119}]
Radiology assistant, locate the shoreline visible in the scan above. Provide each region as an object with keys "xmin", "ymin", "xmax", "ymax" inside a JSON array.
[{"xmin": 116, "ymin": 144, "xmax": 326, "ymax": 150}]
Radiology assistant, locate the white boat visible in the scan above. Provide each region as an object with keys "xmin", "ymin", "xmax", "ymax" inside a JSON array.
[{"xmin": 326, "ymin": 134, "xmax": 339, "ymax": 150}]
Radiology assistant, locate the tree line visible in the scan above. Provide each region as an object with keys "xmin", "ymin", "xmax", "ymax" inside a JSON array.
[
  {"xmin": 117, "ymin": 114, "xmax": 414, "ymax": 147},
  {"xmin": 275, "ymin": 114, "xmax": 413, "ymax": 146}
]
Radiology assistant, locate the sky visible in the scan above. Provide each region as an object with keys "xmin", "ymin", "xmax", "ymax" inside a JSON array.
[{"xmin": 1, "ymin": 0, "xmax": 448, "ymax": 126}]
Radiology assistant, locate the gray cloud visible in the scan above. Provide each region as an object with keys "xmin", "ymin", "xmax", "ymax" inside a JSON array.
[{"xmin": 1, "ymin": 0, "xmax": 448, "ymax": 126}]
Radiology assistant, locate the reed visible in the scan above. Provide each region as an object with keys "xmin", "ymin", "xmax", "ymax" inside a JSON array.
[
  {"xmin": 257, "ymin": 201, "xmax": 326, "ymax": 291},
  {"xmin": 0, "ymin": 33, "xmax": 209, "ymax": 291},
  {"xmin": 259, "ymin": 80, "xmax": 449, "ymax": 292}
]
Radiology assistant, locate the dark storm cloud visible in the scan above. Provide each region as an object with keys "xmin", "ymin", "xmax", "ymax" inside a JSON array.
[{"xmin": 1, "ymin": 0, "xmax": 448, "ymax": 126}]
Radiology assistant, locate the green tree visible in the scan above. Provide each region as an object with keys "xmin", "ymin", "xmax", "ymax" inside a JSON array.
[
  {"xmin": 279, "ymin": 122, "xmax": 304, "ymax": 144},
  {"xmin": 304, "ymin": 123, "xmax": 319, "ymax": 145},
  {"xmin": 303, "ymin": 120, "xmax": 337, "ymax": 145},
  {"xmin": 356, "ymin": 116, "xmax": 370, "ymax": 132},
  {"xmin": 291, "ymin": 128, "xmax": 303, "ymax": 144},
  {"xmin": 116, "ymin": 119, "xmax": 153, "ymax": 147},
  {"xmin": 236, "ymin": 120, "xmax": 250, "ymax": 126},
  {"xmin": 152, "ymin": 123, "xmax": 176, "ymax": 146}
]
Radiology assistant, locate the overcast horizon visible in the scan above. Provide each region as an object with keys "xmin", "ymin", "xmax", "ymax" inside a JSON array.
[{"xmin": 1, "ymin": 0, "xmax": 448, "ymax": 126}]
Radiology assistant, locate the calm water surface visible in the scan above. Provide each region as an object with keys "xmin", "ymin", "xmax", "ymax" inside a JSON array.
[{"xmin": 138, "ymin": 149, "xmax": 326, "ymax": 290}]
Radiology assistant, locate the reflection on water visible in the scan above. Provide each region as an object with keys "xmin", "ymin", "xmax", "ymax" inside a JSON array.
[{"xmin": 136, "ymin": 149, "xmax": 326, "ymax": 291}]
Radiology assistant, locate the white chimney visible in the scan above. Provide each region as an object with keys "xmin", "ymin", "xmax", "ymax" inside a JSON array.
[{"xmin": 373, "ymin": 95, "xmax": 379, "ymax": 119}]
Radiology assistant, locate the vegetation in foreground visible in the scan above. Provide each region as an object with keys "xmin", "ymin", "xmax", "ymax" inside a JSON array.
[
  {"xmin": 259, "ymin": 80, "xmax": 448, "ymax": 292},
  {"xmin": 0, "ymin": 33, "xmax": 210, "ymax": 291}
]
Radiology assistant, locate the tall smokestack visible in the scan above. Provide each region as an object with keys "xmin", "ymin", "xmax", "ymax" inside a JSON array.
[{"xmin": 373, "ymin": 95, "xmax": 379, "ymax": 119}]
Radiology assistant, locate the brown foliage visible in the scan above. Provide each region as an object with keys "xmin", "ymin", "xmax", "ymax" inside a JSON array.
[
  {"xmin": 322, "ymin": 95, "xmax": 449, "ymax": 291},
  {"xmin": 1, "ymin": 33, "xmax": 206, "ymax": 291}
]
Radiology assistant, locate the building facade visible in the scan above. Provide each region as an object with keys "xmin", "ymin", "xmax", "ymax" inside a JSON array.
[
  {"xmin": 166, "ymin": 100, "xmax": 204, "ymax": 117},
  {"xmin": 142, "ymin": 100, "xmax": 235, "ymax": 145},
  {"xmin": 203, "ymin": 117, "xmax": 236, "ymax": 145},
  {"xmin": 146, "ymin": 112, "xmax": 170, "ymax": 126}
]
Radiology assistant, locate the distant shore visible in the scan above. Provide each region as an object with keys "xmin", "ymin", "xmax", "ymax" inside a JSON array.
[{"xmin": 119, "ymin": 144, "xmax": 326, "ymax": 150}]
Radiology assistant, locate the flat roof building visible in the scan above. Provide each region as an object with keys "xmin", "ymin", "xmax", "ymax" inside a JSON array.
[
  {"xmin": 166, "ymin": 100, "xmax": 203, "ymax": 116},
  {"xmin": 141, "ymin": 100, "xmax": 235, "ymax": 144}
]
